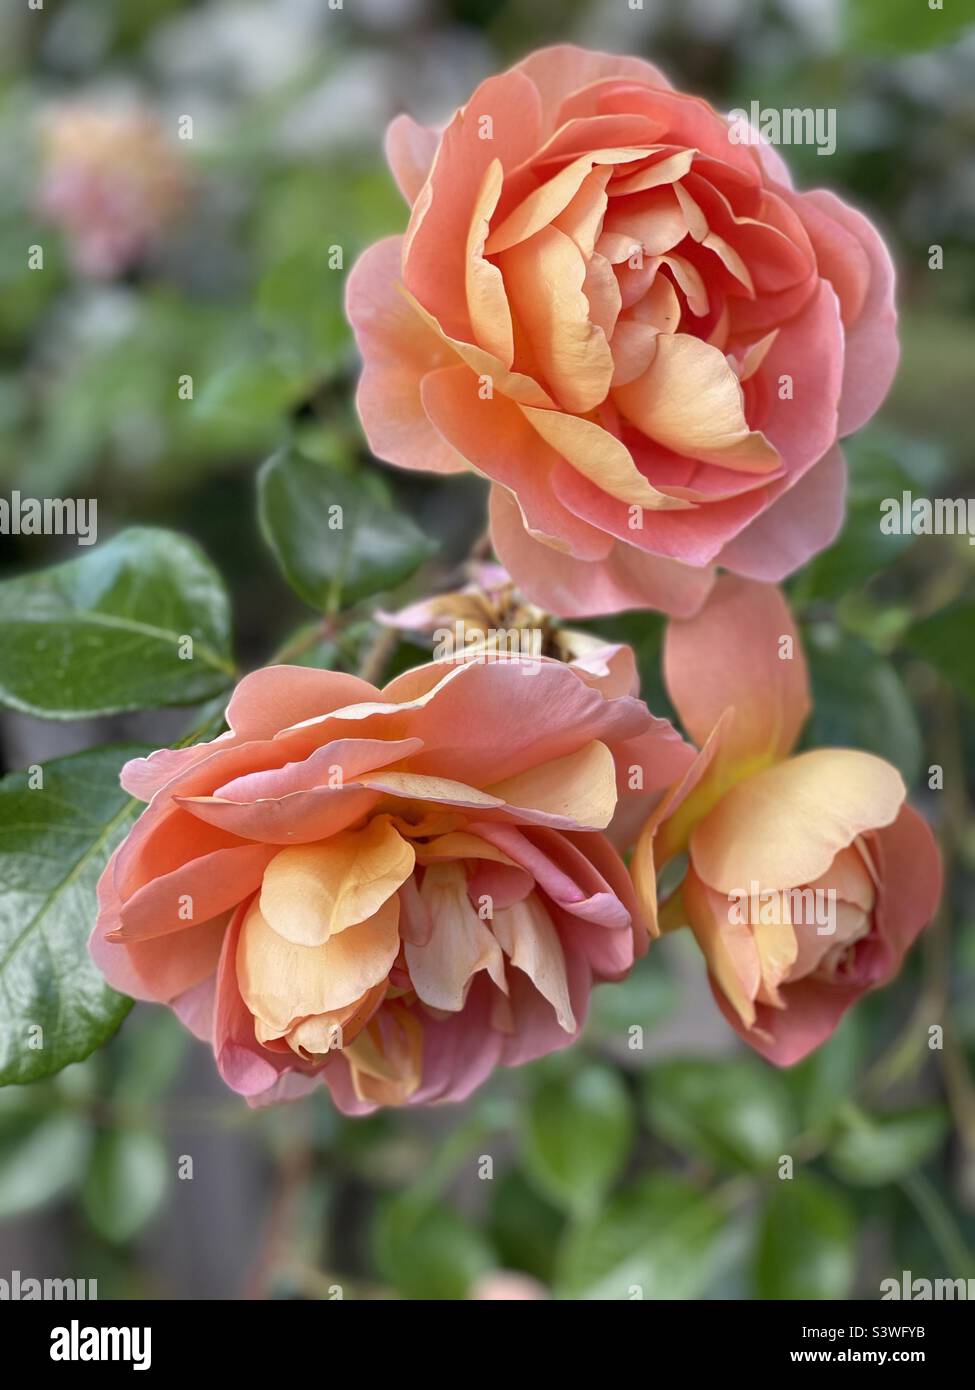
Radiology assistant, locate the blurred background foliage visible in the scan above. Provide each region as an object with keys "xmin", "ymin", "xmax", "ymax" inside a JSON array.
[{"xmin": 0, "ymin": 0, "xmax": 974, "ymax": 1299}]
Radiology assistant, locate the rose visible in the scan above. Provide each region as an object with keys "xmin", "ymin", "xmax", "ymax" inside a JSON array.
[
  {"xmin": 346, "ymin": 44, "xmax": 897, "ymax": 618},
  {"xmin": 90, "ymin": 656, "xmax": 691, "ymax": 1111},
  {"xmin": 37, "ymin": 104, "xmax": 188, "ymax": 278},
  {"xmin": 630, "ymin": 575, "xmax": 941, "ymax": 1064}
]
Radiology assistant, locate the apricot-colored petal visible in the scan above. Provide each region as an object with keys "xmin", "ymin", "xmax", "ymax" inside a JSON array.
[
  {"xmin": 346, "ymin": 237, "xmax": 468, "ymax": 474},
  {"xmin": 664, "ymin": 573, "xmax": 810, "ymax": 761},
  {"xmin": 489, "ymin": 483, "xmax": 714, "ymax": 619},
  {"xmin": 683, "ymin": 866, "xmax": 759, "ymax": 1028},
  {"xmin": 385, "ymin": 113, "xmax": 439, "ymax": 204},
  {"xmin": 691, "ymin": 750, "xmax": 906, "ymax": 894},
  {"xmin": 492, "ymin": 894, "xmax": 576, "ymax": 1032},
  {"xmin": 614, "ymin": 332, "xmax": 779, "ymax": 471},
  {"xmin": 485, "ymin": 148, "xmax": 643, "ymax": 255},
  {"xmin": 519, "ymin": 404, "xmax": 690, "ymax": 511},
  {"xmin": 514, "ymin": 44, "xmax": 671, "ymax": 134},
  {"xmin": 115, "ymin": 843, "xmax": 276, "ymax": 941},
  {"xmin": 486, "ymin": 739, "xmax": 618, "ymax": 830},
  {"xmin": 405, "ymin": 861, "xmax": 506, "ymax": 1010},
  {"xmin": 259, "ymin": 819, "xmax": 415, "ymax": 946},
  {"xmin": 403, "ymin": 69, "xmax": 542, "ymax": 339},
  {"xmin": 498, "ymin": 225, "xmax": 614, "ymax": 413},
  {"xmin": 465, "ymin": 159, "xmax": 514, "ymax": 365},
  {"xmin": 237, "ymin": 896, "xmax": 400, "ymax": 1031},
  {"xmin": 717, "ymin": 444, "xmax": 847, "ymax": 583}
]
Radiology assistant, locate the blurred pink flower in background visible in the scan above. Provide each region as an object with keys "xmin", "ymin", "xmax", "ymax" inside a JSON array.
[
  {"xmin": 37, "ymin": 104, "xmax": 189, "ymax": 277},
  {"xmin": 347, "ymin": 44, "xmax": 898, "ymax": 618},
  {"xmin": 631, "ymin": 576, "xmax": 942, "ymax": 1064}
]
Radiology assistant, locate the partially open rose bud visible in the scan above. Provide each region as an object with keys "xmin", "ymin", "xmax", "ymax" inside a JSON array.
[
  {"xmin": 91, "ymin": 657, "xmax": 691, "ymax": 1110},
  {"xmin": 631, "ymin": 576, "xmax": 941, "ymax": 1064}
]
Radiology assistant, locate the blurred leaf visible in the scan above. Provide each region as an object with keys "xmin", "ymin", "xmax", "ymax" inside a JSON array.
[
  {"xmin": 194, "ymin": 360, "xmax": 304, "ymax": 434},
  {"xmin": 790, "ymin": 427, "xmax": 948, "ymax": 610},
  {"xmin": 645, "ymin": 1057, "xmax": 795, "ymax": 1172},
  {"xmin": 523, "ymin": 1064, "xmax": 634, "ymax": 1216},
  {"xmin": 258, "ymin": 446, "xmax": 435, "ymax": 611},
  {"xmin": 114, "ymin": 1011, "xmax": 189, "ymax": 1103},
  {"xmin": 0, "ymin": 528, "xmax": 234, "ymax": 718},
  {"xmin": 905, "ymin": 602, "xmax": 975, "ymax": 704},
  {"xmin": 589, "ymin": 959, "xmax": 677, "ymax": 1042},
  {"xmin": 782, "ymin": 1013, "xmax": 862, "ymax": 1134},
  {"xmin": 559, "ymin": 1175, "xmax": 729, "ymax": 1300},
  {"xmin": 373, "ymin": 1193, "xmax": 492, "ymax": 1300},
  {"xmin": 0, "ymin": 747, "xmax": 144, "ymax": 1085},
  {"xmin": 828, "ymin": 1106, "xmax": 949, "ymax": 1186},
  {"xmin": 846, "ymin": 0, "xmax": 975, "ymax": 53},
  {"xmin": 257, "ymin": 243, "xmax": 350, "ymax": 371},
  {"xmin": 487, "ymin": 1169, "xmax": 565, "ymax": 1283},
  {"xmin": 804, "ymin": 627, "xmax": 923, "ymax": 786},
  {"xmin": 82, "ymin": 1128, "xmax": 168, "ymax": 1244},
  {"xmin": 754, "ymin": 1173, "xmax": 856, "ymax": 1299},
  {"xmin": 0, "ymin": 1113, "xmax": 91, "ymax": 1219}
]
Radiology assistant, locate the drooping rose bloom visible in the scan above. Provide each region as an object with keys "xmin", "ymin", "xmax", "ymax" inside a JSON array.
[
  {"xmin": 630, "ymin": 576, "xmax": 941, "ymax": 1064},
  {"xmin": 37, "ymin": 104, "xmax": 188, "ymax": 277},
  {"xmin": 346, "ymin": 45, "xmax": 897, "ymax": 618},
  {"xmin": 91, "ymin": 657, "xmax": 691, "ymax": 1110}
]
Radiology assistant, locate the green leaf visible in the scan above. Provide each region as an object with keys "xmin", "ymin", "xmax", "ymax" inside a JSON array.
[
  {"xmin": 257, "ymin": 243, "xmax": 350, "ymax": 371},
  {"xmin": 789, "ymin": 426, "xmax": 945, "ymax": 608},
  {"xmin": 523, "ymin": 1064, "xmax": 634, "ymax": 1216},
  {"xmin": 373, "ymin": 1193, "xmax": 493, "ymax": 1300},
  {"xmin": 644, "ymin": 1057, "xmax": 795, "ymax": 1172},
  {"xmin": 804, "ymin": 627, "xmax": 923, "ymax": 787},
  {"xmin": 559, "ymin": 1175, "xmax": 730, "ymax": 1301},
  {"xmin": 0, "ymin": 1112, "xmax": 92, "ymax": 1219},
  {"xmin": 905, "ymin": 602, "xmax": 975, "ymax": 705},
  {"xmin": 828, "ymin": 1106, "xmax": 949, "ymax": 1186},
  {"xmin": 0, "ymin": 747, "xmax": 145, "ymax": 1086},
  {"xmin": 82, "ymin": 1128, "xmax": 168, "ymax": 1243},
  {"xmin": 258, "ymin": 446, "xmax": 436, "ymax": 611},
  {"xmin": 846, "ymin": 0, "xmax": 975, "ymax": 54},
  {"xmin": 783, "ymin": 1012, "xmax": 862, "ymax": 1134},
  {"xmin": 487, "ymin": 1169, "xmax": 565, "ymax": 1283},
  {"xmin": 0, "ymin": 528, "xmax": 234, "ymax": 718},
  {"xmin": 754, "ymin": 1173, "xmax": 856, "ymax": 1299}
]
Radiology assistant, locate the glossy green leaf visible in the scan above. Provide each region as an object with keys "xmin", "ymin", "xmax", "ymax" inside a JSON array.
[
  {"xmin": 0, "ymin": 747, "xmax": 145, "ymax": 1085},
  {"xmin": 0, "ymin": 528, "xmax": 234, "ymax": 718},
  {"xmin": 258, "ymin": 446, "xmax": 436, "ymax": 611},
  {"xmin": 524, "ymin": 1064, "xmax": 634, "ymax": 1215}
]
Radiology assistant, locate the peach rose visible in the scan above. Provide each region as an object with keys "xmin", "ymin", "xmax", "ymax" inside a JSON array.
[
  {"xmin": 630, "ymin": 576, "xmax": 941, "ymax": 1064},
  {"xmin": 90, "ymin": 656, "xmax": 691, "ymax": 1111},
  {"xmin": 346, "ymin": 44, "xmax": 897, "ymax": 618}
]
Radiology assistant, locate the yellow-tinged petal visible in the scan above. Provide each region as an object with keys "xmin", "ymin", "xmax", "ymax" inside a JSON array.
[
  {"xmin": 485, "ymin": 148, "xmax": 646, "ymax": 255},
  {"xmin": 498, "ymin": 224, "xmax": 614, "ymax": 413},
  {"xmin": 405, "ymin": 861, "xmax": 506, "ymax": 1011},
  {"xmin": 466, "ymin": 159, "xmax": 515, "ymax": 366},
  {"xmin": 486, "ymin": 739, "xmax": 618, "ymax": 829},
  {"xmin": 613, "ymin": 332, "xmax": 780, "ymax": 472},
  {"xmin": 690, "ymin": 749, "xmax": 906, "ymax": 895},
  {"xmin": 492, "ymin": 895, "xmax": 576, "ymax": 1032},
  {"xmin": 519, "ymin": 404, "xmax": 692, "ymax": 511},
  {"xmin": 683, "ymin": 868, "xmax": 758, "ymax": 1028},
  {"xmin": 260, "ymin": 818, "xmax": 415, "ymax": 946},
  {"xmin": 237, "ymin": 896, "xmax": 400, "ymax": 1031}
]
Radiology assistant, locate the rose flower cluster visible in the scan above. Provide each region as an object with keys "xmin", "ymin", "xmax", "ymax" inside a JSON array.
[{"xmin": 91, "ymin": 46, "xmax": 938, "ymax": 1111}]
